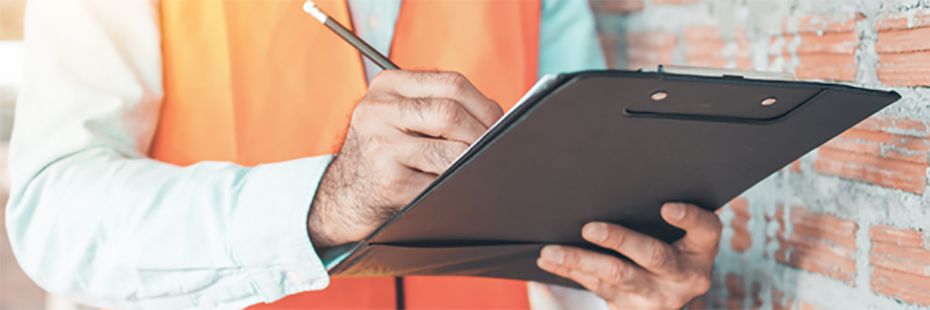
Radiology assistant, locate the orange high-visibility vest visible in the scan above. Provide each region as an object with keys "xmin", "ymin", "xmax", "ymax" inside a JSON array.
[{"xmin": 156, "ymin": 0, "xmax": 540, "ymax": 308}]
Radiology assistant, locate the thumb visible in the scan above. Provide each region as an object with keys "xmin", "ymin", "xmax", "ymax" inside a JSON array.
[{"xmin": 661, "ymin": 203, "xmax": 723, "ymax": 253}]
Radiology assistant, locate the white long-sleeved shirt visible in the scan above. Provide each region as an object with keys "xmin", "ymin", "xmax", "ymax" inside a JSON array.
[{"xmin": 6, "ymin": 0, "xmax": 606, "ymax": 309}]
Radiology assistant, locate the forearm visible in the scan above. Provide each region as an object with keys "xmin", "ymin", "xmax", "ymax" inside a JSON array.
[{"xmin": 7, "ymin": 145, "xmax": 333, "ymax": 308}]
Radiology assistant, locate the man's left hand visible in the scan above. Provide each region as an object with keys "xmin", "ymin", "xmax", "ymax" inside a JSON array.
[{"xmin": 536, "ymin": 203, "xmax": 723, "ymax": 310}]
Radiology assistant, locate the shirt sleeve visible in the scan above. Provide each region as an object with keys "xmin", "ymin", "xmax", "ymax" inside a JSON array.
[
  {"xmin": 538, "ymin": 0, "xmax": 607, "ymax": 78},
  {"xmin": 531, "ymin": 1, "xmax": 610, "ymax": 309},
  {"xmin": 6, "ymin": 0, "xmax": 331, "ymax": 308}
]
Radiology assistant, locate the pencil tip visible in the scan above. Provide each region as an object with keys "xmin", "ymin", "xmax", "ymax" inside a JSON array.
[
  {"xmin": 302, "ymin": 1, "xmax": 316, "ymax": 14},
  {"xmin": 303, "ymin": 1, "xmax": 327, "ymax": 23}
]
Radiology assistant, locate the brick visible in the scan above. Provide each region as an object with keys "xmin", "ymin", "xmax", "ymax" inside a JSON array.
[
  {"xmin": 814, "ymin": 150, "xmax": 927, "ymax": 194},
  {"xmin": 789, "ymin": 159, "xmax": 802, "ymax": 173},
  {"xmin": 877, "ymin": 51, "xmax": 930, "ymax": 86},
  {"xmin": 875, "ymin": 9, "xmax": 930, "ymax": 31},
  {"xmin": 781, "ymin": 158, "xmax": 802, "ymax": 173},
  {"xmin": 870, "ymin": 225, "xmax": 930, "ymax": 248},
  {"xmin": 599, "ymin": 34, "xmax": 620, "ymax": 69},
  {"xmin": 730, "ymin": 198, "xmax": 752, "ymax": 253},
  {"xmin": 827, "ymin": 129, "xmax": 930, "ymax": 164},
  {"xmin": 769, "ymin": 205, "xmax": 858, "ymax": 285},
  {"xmin": 685, "ymin": 26, "xmax": 727, "ymax": 68},
  {"xmin": 795, "ymin": 53, "xmax": 856, "ymax": 81},
  {"xmin": 726, "ymin": 273, "xmax": 745, "ymax": 297},
  {"xmin": 731, "ymin": 231, "xmax": 752, "ymax": 254},
  {"xmin": 750, "ymin": 281, "xmax": 762, "ymax": 310},
  {"xmin": 875, "ymin": 10, "xmax": 930, "ymax": 53},
  {"xmin": 853, "ymin": 117, "xmax": 929, "ymax": 137},
  {"xmin": 786, "ymin": 206, "xmax": 858, "ymax": 250},
  {"xmin": 875, "ymin": 10, "xmax": 930, "ymax": 87},
  {"xmin": 871, "ymin": 241, "xmax": 930, "ymax": 268},
  {"xmin": 772, "ymin": 287, "xmax": 794, "ymax": 310},
  {"xmin": 684, "ymin": 25, "xmax": 753, "ymax": 69},
  {"xmin": 817, "ymin": 117, "xmax": 930, "ymax": 193},
  {"xmin": 598, "ymin": 0, "xmax": 644, "ymax": 14},
  {"xmin": 626, "ymin": 32, "xmax": 677, "ymax": 70},
  {"xmin": 790, "ymin": 15, "xmax": 860, "ymax": 82},
  {"xmin": 876, "ymin": 27, "xmax": 930, "ymax": 53},
  {"xmin": 797, "ymin": 15, "xmax": 860, "ymax": 33},
  {"xmin": 872, "ymin": 266, "xmax": 930, "ymax": 306},
  {"xmin": 869, "ymin": 225, "xmax": 930, "ymax": 305},
  {"xmin": 796, "ymin": 32, "xmax": 858, "ymax": 54},
  {"xmin": 726, "ymin": 273, "xmax": 745, "ymax": 309},
  {"xmin": 799, "ymin": 301, "xmax": 823, "ymax": 310}
]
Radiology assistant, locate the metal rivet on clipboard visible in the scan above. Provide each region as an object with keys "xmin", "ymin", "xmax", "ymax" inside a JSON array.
[
  {"xmin": 651, "ymin": 91, "xmax": 668, "ymax": 101},
  {"xmin": 761, "ymin": 97, "xmax": 777, "ymax": 106}
]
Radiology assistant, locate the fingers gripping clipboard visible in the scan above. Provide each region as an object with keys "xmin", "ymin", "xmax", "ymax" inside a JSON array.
[{"xmin": 325, "ymin": 69, "xmax": 901, "ymax": 287}]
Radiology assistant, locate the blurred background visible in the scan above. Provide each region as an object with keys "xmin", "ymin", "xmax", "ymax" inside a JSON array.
[
  {"xmin": 1, "ymin": 0, "xmax": 929, "ymax": 309},
  {"xmin": 1, "ymin": 0, "xmax": 44, "ymax": 309}
]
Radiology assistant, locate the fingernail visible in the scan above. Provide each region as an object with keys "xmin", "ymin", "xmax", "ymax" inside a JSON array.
[
  {"xmin": 583, "ymin": 223, "xmax": 608, "ymax": 243},
  {"xmin": 540, "ymin": 246, "xmax": 565, "ymax": 264},
  {"xmin": 663, "ymin": 203, "xmax": 686, "ymax": 221}
]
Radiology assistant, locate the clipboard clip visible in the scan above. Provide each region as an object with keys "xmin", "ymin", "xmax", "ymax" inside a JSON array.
[{"xmin": 654, "ymin": 64, "xmax": 796, "ymax": 81}]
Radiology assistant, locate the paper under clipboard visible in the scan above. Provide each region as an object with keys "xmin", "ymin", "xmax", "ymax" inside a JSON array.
[{"xmin": 322, "ymin": 69, "xmax": 900, "ymax": 287}]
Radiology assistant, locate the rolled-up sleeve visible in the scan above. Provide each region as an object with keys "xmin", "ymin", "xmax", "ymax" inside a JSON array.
[{"xmin": 5, "ymin": 0, "xmax": 331, "ymax": 308}]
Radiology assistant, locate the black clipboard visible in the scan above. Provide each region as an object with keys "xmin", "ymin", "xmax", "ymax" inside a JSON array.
[{"xmin": 325, "ymin": 70, "xmax": 900, "ymax": 287}]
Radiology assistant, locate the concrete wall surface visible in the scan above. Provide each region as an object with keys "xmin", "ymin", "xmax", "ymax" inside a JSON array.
[{"xmin": 593, "ymin": 0, "xmax": 929, "ymax": 309}]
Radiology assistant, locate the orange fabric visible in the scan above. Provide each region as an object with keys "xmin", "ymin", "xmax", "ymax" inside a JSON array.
[
  {"xmin": 404, "ymin": 277, "xmax": 531, "ymax": 309},
  {"xmin": 391, "ymin": 0, "xmax": 541, "ymax": 111},
  {"xmin": 248, "ymin": 278, "xmax": 397, "ymax": 309},
  {"xmin": 156, "ymin": 0, "xmax": 366, "ymax": 165},
  {"xmin": 156, "ymin": 0, "xmax": 540, "ymax": 308}
]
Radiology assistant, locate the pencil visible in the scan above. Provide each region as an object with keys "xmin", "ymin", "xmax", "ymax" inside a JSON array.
[{"xmin": 303, "ymin": 1, "xmax": 401, "ymax": 70}]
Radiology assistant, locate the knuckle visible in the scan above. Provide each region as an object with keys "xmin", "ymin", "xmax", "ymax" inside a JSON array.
[
  {"xmin": 604, "ymin": 227, "xmax": 626, "ymax": 249},
  {"xmin": 444, "ymin": 71, "xmax": 468, "ymax": 85},
  {"xmin": 405, "ymin": 97, "xmax": 429, "ymax": 115},
  {"xmin": 353, "ymin": 96, "xmax": 392, "ymax": 122},
  {"xmin": 421, "ymin": 141, "xmax": 453, "ymax": 170},
  {"xmin": 441, "ymin": 72, "xmax": 469, "ymax": 92},
  {"xmin": 606, "ymin": 261, "xmax": 627, "ymax": 285},
  {"xmin": 380, "ymin": 174, "xmax": 407, "ymax": 199},
  {"xmin": 667, "ymin": 297, "xmax": 691, "ymax": 310},
  {"xmin": 374, "ymin": 69, "xmax": 393, "ymax": 78},
  {"xmin": 694, "ymin": 273, "xmax": 712, "ymax": 293},
  {"xmin": 362, "ymin": 135, "xmax": 387, "ymax": 155},
  {"xmin": 452, "ymin": 142, "xmax": 469, "ymax": 156},
  {"xmin": 711, "ymin": 215, "xmax": 724, "ymax": 236},
  {"xmin": 369, "ymin": 70, "xmax": 398, "ymax": 87},
  {"xmin": 436, "ymin": 143, "xmax": 457, "ymax": 166},
  {"xmin": 695, "ymin": 214, "xmax": 725, "ymax": 246},
  {"xmin": 586, "ymin": 277, "xmax": 605, "ymax": 293},
  {"xmin": 646, "ymin": 245, "xmax": 669, "ymax": 268},
  {"xmin": 352, "ymin": 98, "xmax": 375, "ymax": 116},
  {"xmin": 561, "ymin": 248, "xmax": 581, "ymax": 265},
  {"xmin": 488, "ymin": 100, "xmax": 504, "ymax": 117},
  {"xmin": 432, "ymin": 99, "xmax": 462, "ymax": 128}
]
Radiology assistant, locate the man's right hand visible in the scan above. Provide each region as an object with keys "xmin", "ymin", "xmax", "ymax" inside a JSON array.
[{"xmin": 307, "ymin": 70, "xmax": 504, "ymax": 248}]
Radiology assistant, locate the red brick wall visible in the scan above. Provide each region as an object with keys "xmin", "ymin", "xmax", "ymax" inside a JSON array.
[
  {"xmin": 594, "ymin": 1, "xmax": 930, "ymax": 309},
  {"xmin": 875, "ymin": 11, "xmax": 930, "ymax": 86}
]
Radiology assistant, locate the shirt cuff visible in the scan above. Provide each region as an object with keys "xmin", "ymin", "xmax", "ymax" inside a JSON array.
[{"xmin": 228, "ymin": 155, "xmax": 334, "ymax": 303}]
